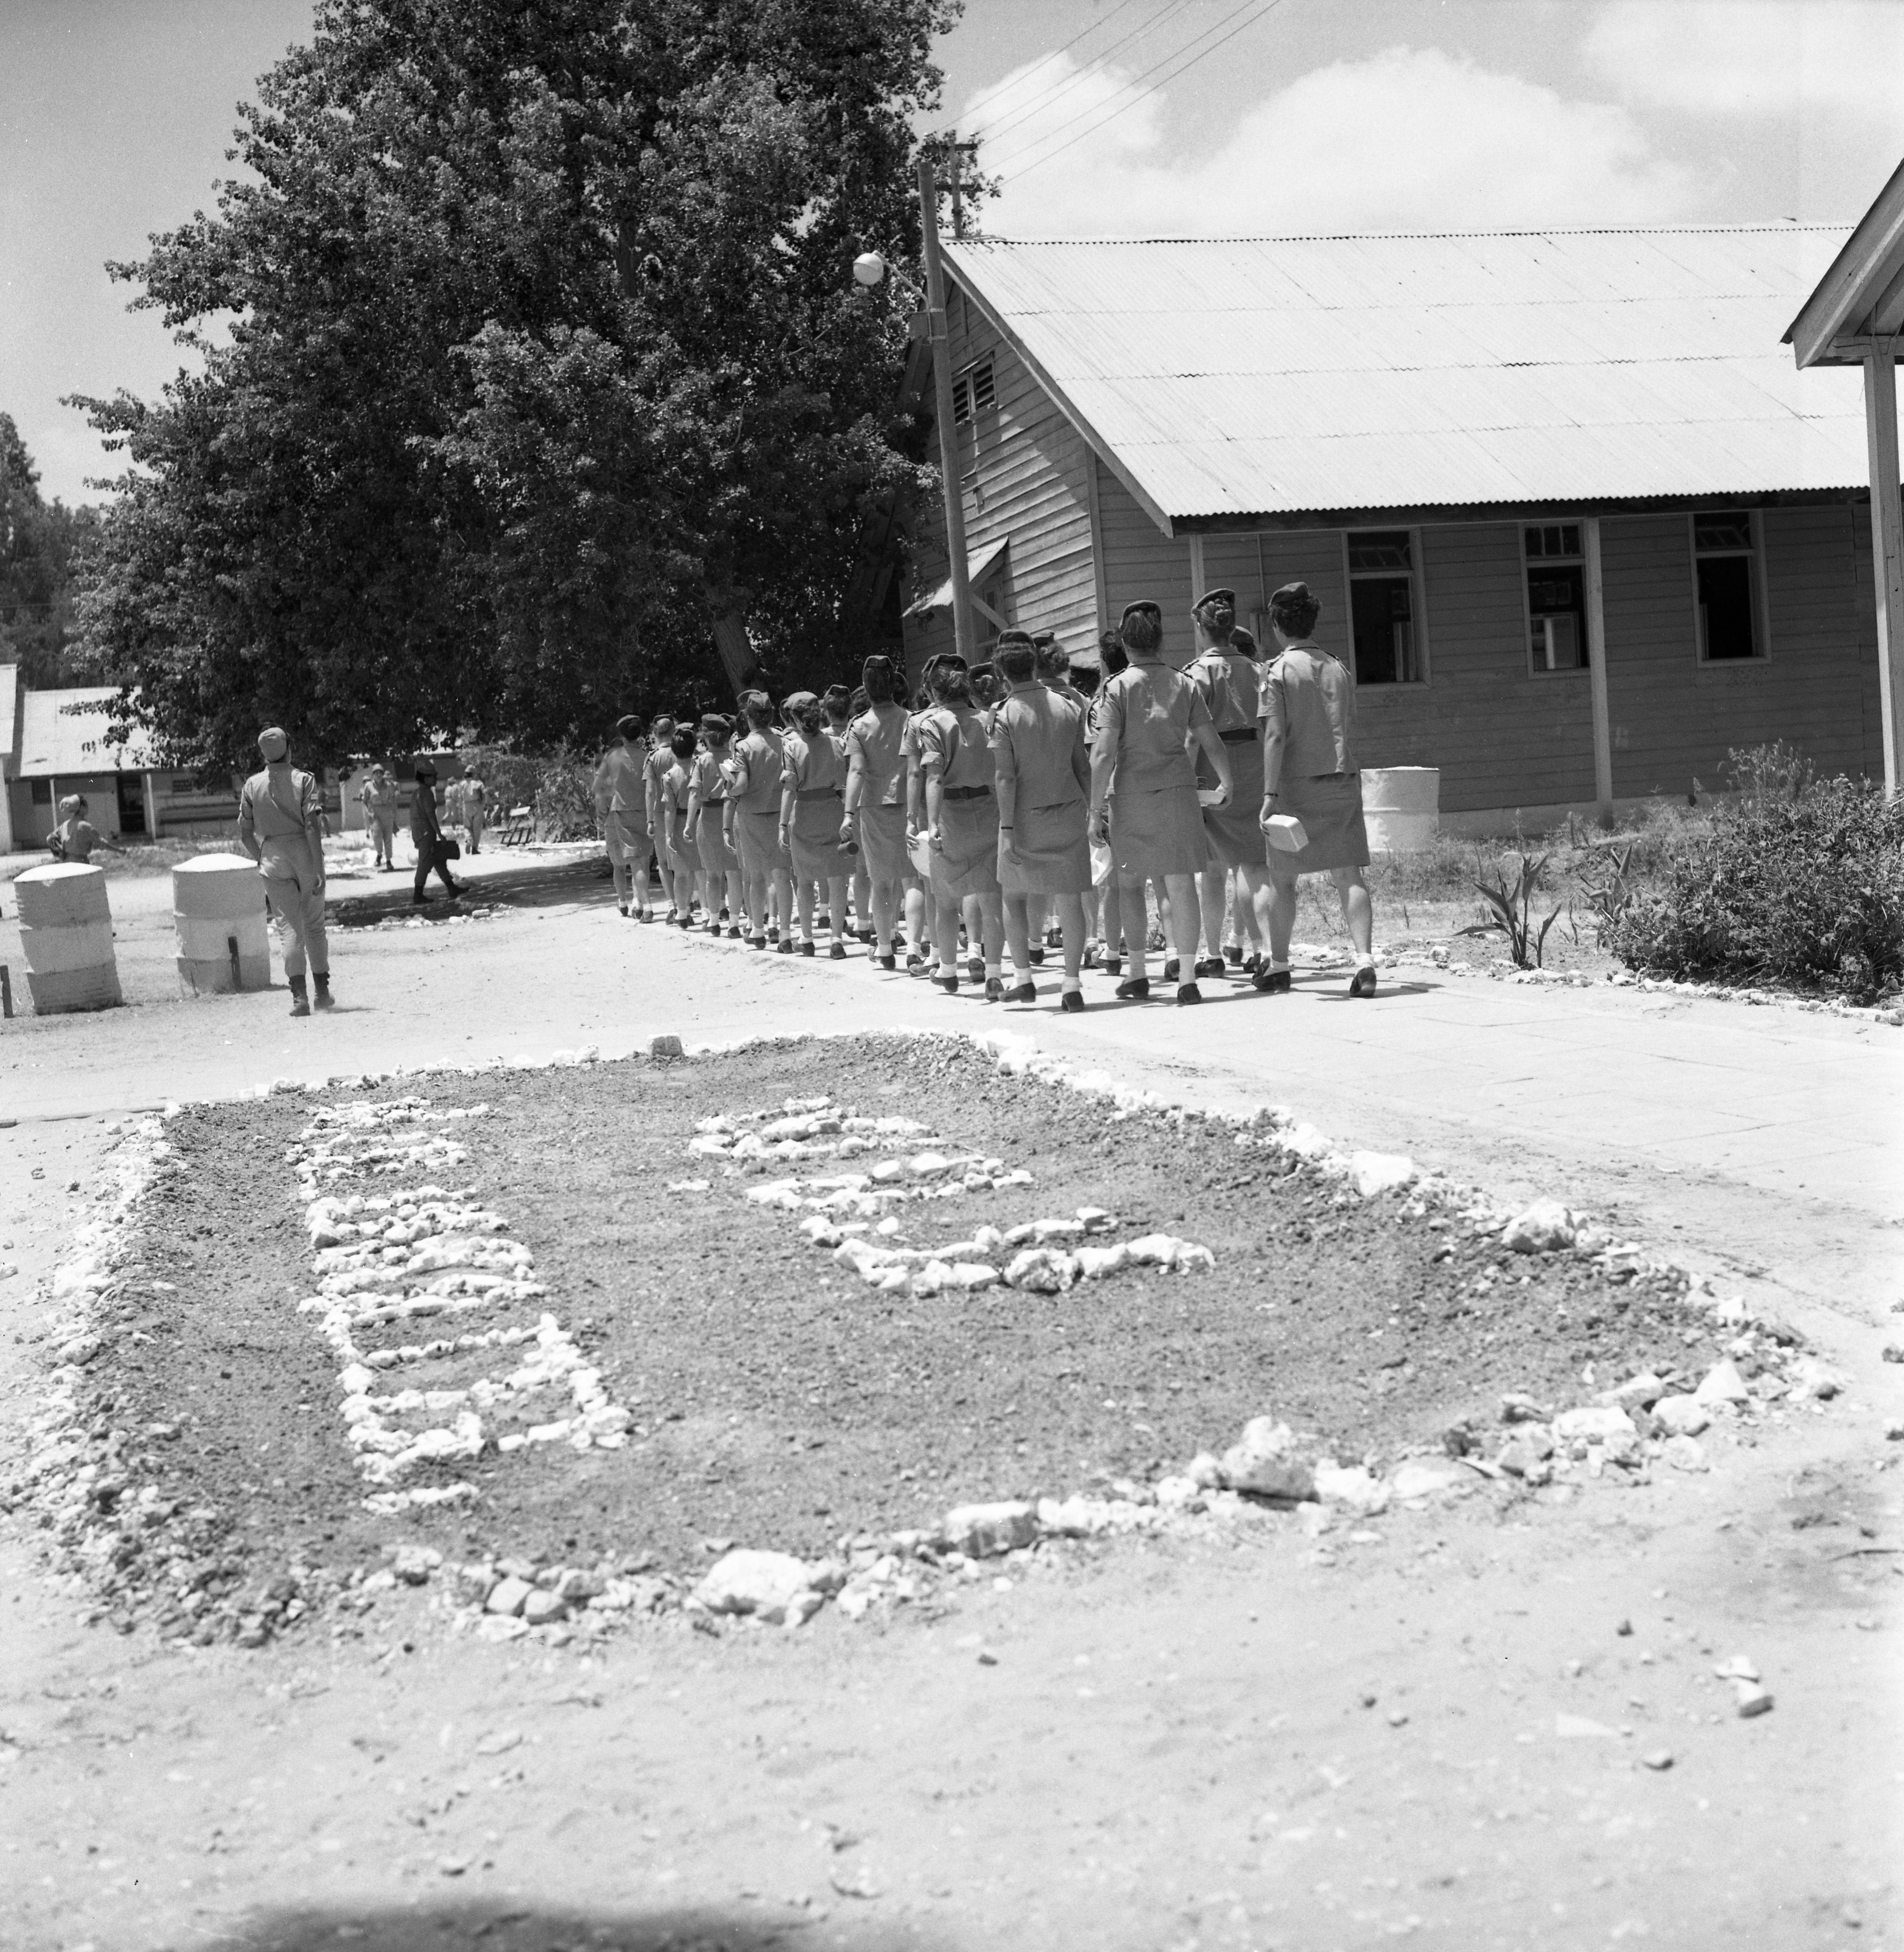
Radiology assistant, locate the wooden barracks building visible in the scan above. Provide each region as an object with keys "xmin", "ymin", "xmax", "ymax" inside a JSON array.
[{"xmin": 900, "ymin": 226, "xmax": 1888, "ymax": 825}]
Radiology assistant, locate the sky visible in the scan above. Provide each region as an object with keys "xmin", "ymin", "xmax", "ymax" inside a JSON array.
[{"xmin": 4, "ymin": 0, "xmax": 1903, "ymax": 505}]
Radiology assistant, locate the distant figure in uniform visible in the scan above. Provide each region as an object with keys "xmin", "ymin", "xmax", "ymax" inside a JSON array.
[
  {"xmin": 777, "ymin": 691, "xmax": 855, "ymax": 959},
  {"xmin": 1185, "ymin": 588, "xmax": 1270, "ymax": 977},
  {"xmin": 991, "ymin": 634, "xmax": 1092, "ymax": 1011},
  {"xmin": 1088, "ymin": 602, "xmax": 1233, "ymax": 1005},
  {"xmin": 462, "ymin": 774, "xmax": 488, "ymax": 854},
  {"xmin": 360, "ymin": 765, "xmax": 400, "ymax": 870},
  {"xmin": 725, "ymin": 690, "xmax": 792, "ymax": 950},
  {"xmin": 237, "ymin": 726, "xmax": 334, "ymax": 1016},
  {"xmin": 915, "ymin": 654, "xmax": 1004, "ymax": 996},
  {"xmin": 687, "ymin": 714, "xmax": 743, "ymax": 936},
  {"xmin": 842, "ymin": 656, "xmax": 910, "ymax": 969},
  {"xmin": 409, "ymin": 764, "xmax": 463, "ymax": 904},
  {"xmin": 1257, "ymin": 580, "xmax": 1377, "ymax": 997},
  {"xmin": 47, "ymin": 794, "xmax": 123, "ymax": 864},
  {"xmin": 598, "ymin": 716, "xmax": 651, "ymax": 918}
]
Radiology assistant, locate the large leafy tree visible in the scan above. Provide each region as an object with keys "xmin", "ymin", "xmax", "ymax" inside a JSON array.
[
  {"xmin": 1, "ymin": 415, "xmax": 101, "ymax": 689},
  {"xmin": 77, "ymin": 0, "xmax": 953, "ymax": 769}
]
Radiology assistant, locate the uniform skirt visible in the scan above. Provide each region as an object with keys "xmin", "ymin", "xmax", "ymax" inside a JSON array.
[
  {"xmin": 666, "ymin": 811, "xmax": 701, "ymax": 874},
  {"xmin": 1273, "ymin": 772, "xmax": 1371, "ymax": 873},
  {"xmin": 858, "ymin": 802, "xmax": 909, "ymax": 884},
  {"xmin": 695, "ymin": 807, "xmax": 739, "ymax": 878},
  {"xmin": 930, "ymin": 792, "xmax": 1001, "ymax": 901},
  {"xmin": 604, "ymin": 811, "xmax": 648, "ymax": 866},
  {"xmin": 734, "ymin": 806, "xmax": 790, "ymax": 878},
  {"xmin": 999, "ymin": 798, "xmax": 1091, "ymax": 896},
  {"xmin": 789, "ymin": 792, "xmax": 856, "ymax": 882},
  {"xmin": 1200, "ymin": 734, "xmax": 1268, "ymax": 867},
  {"xmin": 1108, "ymin": 784, "xmax": 1209, "ymax": 881}
]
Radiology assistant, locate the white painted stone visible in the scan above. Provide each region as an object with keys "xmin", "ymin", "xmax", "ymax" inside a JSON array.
[
  {"xmin": 1347, "ymin": 1152, "xmax": 1417, "ymax": 1200},
  {"xmin": 692, "ymin": 1549, "xmax": 814, "ymax": 1622},
  {"xmin": 1693, "ymin": 1361, "xmax": 1753, "ymax": 1406},
  {"xmin": 1552, "ymin": 1405, "xmax": 1637, "ymax": 1444},
  {"xmin": 1500, "ymin": 1199, "xmax": 1577, "ymax": 1253},
  {"xmin": 1652, "ymin": 1395, "xmax": 1711, "ymax": 1437},
  {"xmin": 942, "ymin": 1501, "xmax": 1039, "ymax": 1558}
]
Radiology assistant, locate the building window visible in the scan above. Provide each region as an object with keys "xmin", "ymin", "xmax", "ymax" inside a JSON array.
[
  {"xmin": 1693, "ymin": 511, "xmax": 1762, "ymax": 661},
  {"xmin": 1345, "ymin": 530, "xmax": 1421, "ymax": 683},
  {"xmin": 1524, "ymin": 523, "xmax": 1588, "ymax": 673},
  {"xmin": 951, "ymin": 358, "xmax": 994, "ymax": 425},
  {"xmin": 29, "ymin": 779, "xmax": 51, "ymax": 805}
]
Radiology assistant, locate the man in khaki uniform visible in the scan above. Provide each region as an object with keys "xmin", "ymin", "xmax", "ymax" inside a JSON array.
[{"xmin": 237, "ymin": 726, "xmax": 334, "ymax": 1016}]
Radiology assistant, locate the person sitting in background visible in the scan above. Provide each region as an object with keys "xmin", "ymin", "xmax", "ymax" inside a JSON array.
[{"xmin": 47, "ymin": 795, "xmax": 122, "ymax": 864}]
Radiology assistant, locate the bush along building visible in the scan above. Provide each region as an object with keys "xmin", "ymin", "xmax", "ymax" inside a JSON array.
[{"xmin": 901, "ymin": 226, "xmax": 1888, "ymax": 828}]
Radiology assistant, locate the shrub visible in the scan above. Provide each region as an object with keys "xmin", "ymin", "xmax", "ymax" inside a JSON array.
[
  {"xmin": 457, "ymin": 741, "xmax": 600, "ymax": 841},
  {"xmin": 1608, "ymin": 746, "xmax": 1904, "ymax": 1000}
]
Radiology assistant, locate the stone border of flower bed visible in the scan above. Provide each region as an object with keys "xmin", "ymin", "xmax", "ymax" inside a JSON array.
[{"xmin": 8, "ymin": 1025, "xmax": 1871, "ymax": 1656}]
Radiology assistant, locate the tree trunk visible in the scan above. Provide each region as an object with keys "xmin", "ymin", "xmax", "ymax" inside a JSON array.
[{"xmin": 709, "ymin": 609, "xmax": 753, "ymax": 697}]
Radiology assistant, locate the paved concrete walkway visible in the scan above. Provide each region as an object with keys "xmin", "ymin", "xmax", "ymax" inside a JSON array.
[{"xmin": 3, "ymin": 858, "xmax": 1898, "ymax": 1318}]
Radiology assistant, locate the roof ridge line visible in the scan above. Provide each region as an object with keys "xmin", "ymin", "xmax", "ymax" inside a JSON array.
[{"xmin": 947, "ymin": 224, "xmax": 1851, "ymax": 245}]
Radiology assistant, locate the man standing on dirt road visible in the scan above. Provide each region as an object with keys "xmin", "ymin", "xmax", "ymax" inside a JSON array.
[{"xmin": 236, "ymin": 725, "xmax": 335, "ymax": 1017}]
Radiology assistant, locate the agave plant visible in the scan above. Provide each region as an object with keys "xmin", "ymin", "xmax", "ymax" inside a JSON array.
[{"xmin": 1460, "ymin": 850, "xmax": 1563, "ymax": 969}]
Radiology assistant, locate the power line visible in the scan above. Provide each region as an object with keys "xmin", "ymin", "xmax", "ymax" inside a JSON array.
[
  {"xmin": 967, "ymin": 0, "xmax": 1181, "ymax": 150},
  {"xmin": 1006, "ymin": 0, "xmax": 1285, "ymax": 183},
  {"xmin": 961, "ymin": 0, "xmax": 1145, "ymax": 141}
]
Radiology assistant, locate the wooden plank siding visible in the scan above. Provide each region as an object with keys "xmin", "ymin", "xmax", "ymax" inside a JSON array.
[
  {"xmin": 1601, "ymin": 505, "xmax": 1879, "ymax": 797},
  {"xmin": 902, "ymin": 286, "xmax": 1099, "ymax": 686}
]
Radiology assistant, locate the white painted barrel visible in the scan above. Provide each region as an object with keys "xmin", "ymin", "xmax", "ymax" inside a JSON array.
[
  {"xmin": 14, "ymin": 864, "xmax": 123, "ymax": 1012},
  {"xmin": 172, "ymin": 854, "xmax": 272, "ymax": 995},
  {"xmin": 1361, "ymin": 766, "xmax": 1440, "ymax": 854}
]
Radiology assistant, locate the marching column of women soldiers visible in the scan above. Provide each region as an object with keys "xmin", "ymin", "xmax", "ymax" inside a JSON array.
[{"xmin": 592, "ymin": 579, "xmax": 1378, "ymax": 1009}]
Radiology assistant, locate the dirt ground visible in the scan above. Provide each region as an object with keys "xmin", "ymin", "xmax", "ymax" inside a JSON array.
[
  {"xmin": 62, "ymin": 1039, "xmax": 1727, "ymax": 1620},
  {"xmin": 2, "ymin": 856, "xmax": 1900, "ymax": 1952}
]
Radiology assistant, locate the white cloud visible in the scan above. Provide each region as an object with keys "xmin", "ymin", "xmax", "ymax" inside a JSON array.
[
  {"xmin": 969, "ymin": 46, "xmax": 1702, "ymax": 239},
  {"xmin": 1586, "ymin": 0, "xmax": 1904, "ymax": 125}
]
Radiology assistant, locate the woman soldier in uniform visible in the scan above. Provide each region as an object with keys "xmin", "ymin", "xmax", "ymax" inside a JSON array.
[
  {"xmin": 724, "ymin": 690, "xmax": 792, "ymax": 951},
  {"xmin": 1088, "ymin": 601, "xmax": 1234, "ymax": 1004},
  {"xmin": 915, "ymin": 655, "xmax": 1005, "ymax": 995},
  {"xmin": 660, "ymin": 727, "xmax": 703, "ymax": 927},
  {"xmin": 687, "ymin": 714, "xmax": 743, "ymax": 937},
  {"xmin": 598, "ymin": 715, "xmax": 651, "ymax": 918},
  {"xmin": 1185, "ymin": 588, "xmax": 1271, "ymax": 978},
  {"xmin": 779, "ymin": 690, "xmax": 856, "ymax": 959},
  {"xmin": 842, "ymin": 655, "xmax": 910, "ymax": 969},
  {"xmin": 1256, "ymin": 580, "xmax": 1379, "ymax": 997},
  {"xmin": 991, "ymin": 636, "xmax": 1092, "ymax": 1011}
]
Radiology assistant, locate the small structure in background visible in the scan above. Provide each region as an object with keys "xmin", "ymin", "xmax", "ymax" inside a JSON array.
[{"xmin": 0, "ymin": 669, "xmax": 347, "ymax": 848}]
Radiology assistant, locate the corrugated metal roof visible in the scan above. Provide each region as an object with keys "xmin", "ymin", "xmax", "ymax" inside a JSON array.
[
  {"xmin": 16, "ymin": 687, "xmax": 156, "ymax": 779},
  {"xmin": 943, "ymin": 228, "xmax": 1869, "ymax": 522}
]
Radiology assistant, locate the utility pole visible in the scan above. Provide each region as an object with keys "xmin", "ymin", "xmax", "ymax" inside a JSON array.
[{"xmin": 918, "ymin": 154, "xmax": 975, "ymax": 664}]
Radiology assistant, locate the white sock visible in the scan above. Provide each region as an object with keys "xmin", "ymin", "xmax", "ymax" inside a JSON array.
[{"xmin": 1062, "ymin": 976, "xmax": 1082, "ymax": 994}]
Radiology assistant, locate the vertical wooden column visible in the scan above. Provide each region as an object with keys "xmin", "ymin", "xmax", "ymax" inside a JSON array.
[
  {"xmin": 918, "ymin": 158, "xmax": 974, "ymax": 665},
  {"xmin": 1582, "ymin": 517, "xmax": 1615, "ymax": 819},
  {"xmin": 1863, "ymin": 338, "xmax": 1904, "ymax": 797}
]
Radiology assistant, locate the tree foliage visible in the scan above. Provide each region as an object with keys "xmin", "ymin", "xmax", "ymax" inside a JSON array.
[
  {"xmin": 76, "ymin": 0, "xmax": 955, "ymax": 770},
  {"xmin": 0, "ymin": 415, "xmax": 102, "ymax": 689}
]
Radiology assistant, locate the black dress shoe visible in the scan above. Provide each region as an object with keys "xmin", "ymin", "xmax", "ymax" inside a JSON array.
[
  {"xmin": 799, "ymin": 940, "xmax": 816, "ymax": 956},
  {"xmin": 966, "ymin": 956, "xmax": 984, "ymax": 982},
  {"xmin": 1162, "ymin": 958, "xmax": 1180, "ymax": 982},
  {"xmin": 1226, "ymin": 944, "xmax": 1243, "ymax": 965},
  {"xmin": 878, "ymin": 954, "xmax": 896, "ymax": 971},
  {"xmin": 1253, "ymin": 967, "xmax": 1292, "ymax": 994},
  {"xmin": 1196, "ymin": 956, "xmax": 1226, "ymax": 979},
  {"xmin": 1102, "ymin": 956, "xmax": 1122, "ymax": 977},
  {"xmin": 1177, "ymin": 982, "xmax": 1203, "ymax": 1005},
  {"xmin": 938, "ymin": 973, "xmax": 958, "ymax": 994},
  {"xmin": 1005, "ymin": 981, "xmax": 1037, "ymax": 1003},
  {"xmin": 1028, "ymin": 947, "xmax": 1045, "ymax": 966},
  {"xmin": 985, "ymin": 976, "xmax": 1004, "ymax": 1002},
  {"xmin": 828, "ymin": 942, "xmax": 847, "ymax": 959},
  {"xmin": 1349, "ymin": 965, "xmax": 1378, "ymax": 998},
  {"xmin": 1060, "ymin": 989, "xmax": 1085, "ymax": 1013},
  {"xmin": 1114, "ymin": 977, "xmax": 1151, "ymax": 1000}
]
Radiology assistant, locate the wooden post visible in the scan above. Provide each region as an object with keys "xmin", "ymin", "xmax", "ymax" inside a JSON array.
[
  {"xmin": 1863, "ymin": 338, "xmax": 1904, "ymax": 798},
  {"xmin": 919, "ymin": 157, "xmax": 976, "ymax": 664},
  {"xmin": 1582, "ymin": 516, "xmax": 1615, "ymax": 821},
  {"xmin": 1, "ymin": 965, "xmax": 12, "ymax": 1020}
]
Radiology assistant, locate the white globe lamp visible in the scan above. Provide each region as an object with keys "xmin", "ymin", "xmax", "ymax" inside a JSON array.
[{"xmin": 852, "ymin": 251, "xmax": 887, "ymax": 288}]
